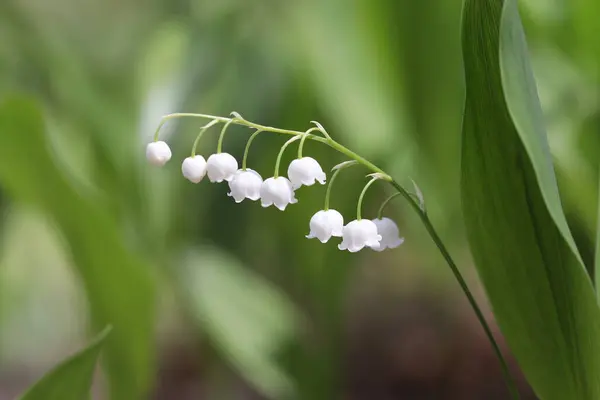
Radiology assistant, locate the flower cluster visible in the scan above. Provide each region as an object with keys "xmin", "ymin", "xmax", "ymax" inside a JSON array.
[{"xmin": 146, "ymin": 115, "xmax": 405, "ymax": 253}]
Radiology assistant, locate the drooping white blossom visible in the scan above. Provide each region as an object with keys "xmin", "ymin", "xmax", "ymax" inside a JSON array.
[
  {"xmin": 206, "ymin": 153, "xmax": 239, "ymax": 182},
  {"xmin": 260, "ymin": 177, "xmax": 298, "ymax": 211},
  {"xmin": 370, "ymin": 217, "xmax": 405, "ymax": 252},
  {"xmin": 146, "ymin": 141, "xmax": 172, "ymax": 166},
  {"xmin": 338, "ymin": 219, "xmax": 382, "ymax": 253},
  {"xmin": 228, "ymin": 169, "xmax": 263, "ymax": 203},
  {"xmin": 181, "ymin": 155, "xmax": 207, "ymax": 183},
  {"xmin": 306, "ymin": 209, "xmax": 344, "ymax": 243},
  {"xmin": 287, "ymin": 157, "xmax": 326, "ymax": 189}
]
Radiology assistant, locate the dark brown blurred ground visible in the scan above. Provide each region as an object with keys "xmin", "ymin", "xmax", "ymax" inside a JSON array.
[{"xmin": 152, "ymin": 293, "xmax": 538, "ymax": 400}]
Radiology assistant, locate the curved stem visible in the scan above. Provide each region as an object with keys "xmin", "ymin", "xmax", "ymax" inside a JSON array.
[
  {"xmin": 242, "ymin": 129, "xmax": 263, "ymax": 170},
  {"xmin": 191, "ymin": 119, "xmax": 220, "ymax": 157},
  {"xmin": 311, "ymin": 121, "xmax": 333, "ymax": 140},
  {"xmin": 356, "ymin": 177, "xmax": 380, "ymax": 220},
  {"xmin": 324, "ymin": 161, "xmax": 359, "ymax": 210},
  {"xmin": 324, "ymin": 169, "xmax": 342, "ymax": 210},
  {"xmin": 154, "ymin": 113, "xmax": 388, "ymax": 177},
  {"xmin": 388, "ymin": 181, "xmax": 519, "ymax": 399},
  {"xmin": 297, "ymin": 127, "xmax": 321, "ymax": 158},
  {"xmin": 378, "ymin": 192, "xmax": 403, "ymax": 218},
  {"xmin": 216, "ymin": 118, "xmax": 236, "ymax": 154},
  {"xmin": 274, "ymin": 136, "xmax": 302, "ymax": 178}
]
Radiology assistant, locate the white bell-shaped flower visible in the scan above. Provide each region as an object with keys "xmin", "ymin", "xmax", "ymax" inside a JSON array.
[
  {"xmin": 181, "ymin": 155, "xmax": 207, "ymax": 183},
  {"xmin": 338, "ymin": 219, "xmax": 382, "ymax": 253},
  {"xmin": 306, "ymin": 209, "xmax": 344, "ymax": 243},
  {"xmin": 206, "ymin": 153, "xmax": 239, "ymax": 182},
  {"xmin": 370, "ymin": 217, "xmax": 405, "ymax": 252},
  {"xmin": 287, "ymin": 157, "xmax": 326, "ymax": 189},
  {"xmin": 146, "ymin": 141, "xmax": 172, "ymax": 166},
  {"xmin": 228, "ymin": 169, "xmax": 263, "ymax": 203},
  {"xmin": 260, "ymin": 177, "xmax": 298, "ymax": 211}
]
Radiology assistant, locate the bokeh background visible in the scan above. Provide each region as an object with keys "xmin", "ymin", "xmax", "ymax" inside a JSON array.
[{"xmin": 0, "ymin": 0, "xmax": 597, "ymax": 399}]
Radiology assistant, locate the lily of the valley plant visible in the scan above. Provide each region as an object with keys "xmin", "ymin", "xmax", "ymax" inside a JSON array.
[{"xmin": 147, "ymin": 111, "xmax": 518, "ymax": 394}]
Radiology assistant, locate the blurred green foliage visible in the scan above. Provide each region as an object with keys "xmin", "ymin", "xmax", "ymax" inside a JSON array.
[
  {"xmin": 0, "ymin": 0, "xmax": 597, "ymax": 399},
  {"xmin": 18, "ymin": 326, "xmax": 111, "ymax": 400}
]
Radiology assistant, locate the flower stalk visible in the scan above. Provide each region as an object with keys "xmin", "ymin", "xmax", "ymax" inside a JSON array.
[
  {"xmin": 356, "ymin": 176, "xmax": 380, "ymax": 220},
  {"xmin": 242, "ymin": 129, "xmax": 263, "ymax": 170},
  {"xmin": 151, "ymin": 112, "xmax": 519, "ymax": 398},
  {"xmin": 324, "ymin": 161, "xmax": 358, "ymax": 211},
  {"xmin": 191, "ymin": 119, "xmax": 219, "ymax": 157}
]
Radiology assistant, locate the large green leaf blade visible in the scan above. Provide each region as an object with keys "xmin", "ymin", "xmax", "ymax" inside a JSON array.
[
  {"xmin": 499, "ymin": 0, "xmax": 583, "ymax": 266},
  {"xmin": 0, "ymin": 96, "xmax": 157, "ymax": 400},
  {"xmin": 461, "ymin": 0, "xmax": 600, "ymax": 398},
  {"xmin": 19, "ymin": 326, "xmax": 112, "ymax": 400}
]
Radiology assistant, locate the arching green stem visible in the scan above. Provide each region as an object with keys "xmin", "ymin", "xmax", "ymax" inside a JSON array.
[
  {"xmin": 356, "ymin": 176, "xmax": 380, "ymax": 220},
  {"xmin": 242, "ymin": 129, "xmax": 263, "ymax": 170},
  {"xmin": 297, "ymin": 127, "xmax": 323, "ymax": 158},
  {"xmin": 378, "ymin": 192, "xmax": 403, "ymax": 218},
  {"xmin": 191, "ymin": 119, "xmax": 220, "ymax": 157},
  {"xmin": 216, "ymin": 118, "xmax": 236, "ymax": 154},
  {"xmin": 152, "ymin": 111, "xmax": 520, "ymax": 399},
  {"xmin": 324, "ymin": 161, "xmax": 358, "ymax": 210},
  {"xmin": 388, "ymin": 180, "xmax": 519, "ymax": 399},
  {"xmin": 274, "ymin": 136, "xmax": 302, "ymax": 178},
  {"xmin": 324, "ymin": 169, "xmax": 342, "ymax": 211}
]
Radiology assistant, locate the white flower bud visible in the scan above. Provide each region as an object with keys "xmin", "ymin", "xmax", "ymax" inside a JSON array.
[
  {"xmin": 287, "ymin": 157, "xmax": 326, "ymax": 189},
  {"xmin": 146, "ymin": 141, "xmax": 172, "ymax": 166},
  {"xmin": 260, "ymin": 177, "xmax": 298, "ymax": 211},
  {"xmin": 338, "ymin": 219, "xmax": 382, "ymax": 253},
  {"xmin": 228, "ymin": 169, "xmax": 263, "ymax": 203},
  {"xmin": 306, "ymin": 209, "xmax": 344, "ymax": 243},
  {"xmin": 181, "ymin": 155, "xmax": 207, "ymax": 183},
  {"xmin": 370, "ymin": 218, "xmax": 404, "ymax": 251},
  {"xmin": 206, "ymin": 153, "xmax": 239, "ymax": 182}
]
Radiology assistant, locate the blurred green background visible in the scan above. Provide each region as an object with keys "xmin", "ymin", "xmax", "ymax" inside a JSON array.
[{"xmin": 0, "ymin": 0, "xmax": 597, "ymax": 398}]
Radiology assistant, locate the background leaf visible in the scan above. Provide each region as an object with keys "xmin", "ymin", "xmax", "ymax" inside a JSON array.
[
  {"xmin": 0, "ymin": 96, "xmax": 156, "ymax": 400},
  {"xmin": 460, "ymin": 0, "xmax": 600, "ymax": 398},
  {"xmin": 19, "ymin": 326, "xmax": 111, "ymax": 400},
  {"xmin": 177, "ymin": 247, "xmax": 298, "ymax": 399}
]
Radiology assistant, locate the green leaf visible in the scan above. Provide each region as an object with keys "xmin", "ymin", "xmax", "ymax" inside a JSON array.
[
  {"xmin": 0, "ymin": 96, "xmax": 156, "ymax": 400},
  {"xmin": 19, "ymin": 326, "xmax": 112, "ymax": 400},
  {"xmin": 596, "ymin": 178, "xmax": 600, "ymax": 295},
  {"xmin": 460, "ymin": 0, "xmax": 600, "ymax": 398},
  {"xmin": 177, "ymin": 248, "xmax": 297, "ymax": 399}
]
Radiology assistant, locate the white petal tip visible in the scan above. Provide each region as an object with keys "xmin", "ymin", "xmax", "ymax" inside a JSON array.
[{"xmin": 390, "ymin": 238, "xmax": 405, "ymax": 249}]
